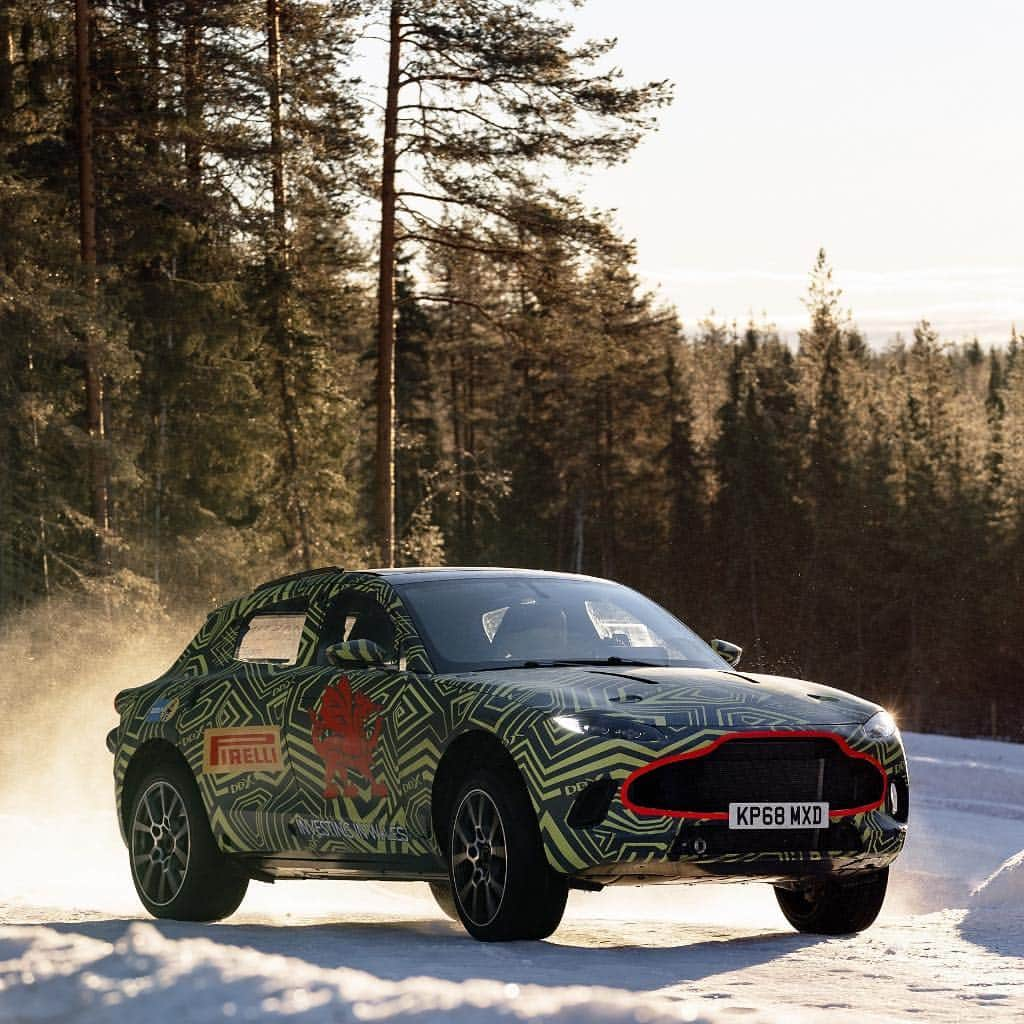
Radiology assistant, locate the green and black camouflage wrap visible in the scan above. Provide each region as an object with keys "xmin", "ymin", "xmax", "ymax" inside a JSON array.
[{"xmin": 110, "ymin": 568, "xmax": 908, "ymax": 886}]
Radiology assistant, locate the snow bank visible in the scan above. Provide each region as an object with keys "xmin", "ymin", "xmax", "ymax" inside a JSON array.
[
  {"xmin": 0, "ymin": 921, "xmax": 784, "ymax": 1024},
  {"xmin": 970, "ymin": 850, "xmax": 1024, "ymax": 910},
  {"xmin": 879, "ymin": 733, "xmax": 1024, "ymax": 916},
  {"xmin": 959, "ymin": 850, "xmax": 1024, "ymax": 955},
  {"xmin": 905, "ymin": 732, "xmax": 1024, "ymax": 820}
]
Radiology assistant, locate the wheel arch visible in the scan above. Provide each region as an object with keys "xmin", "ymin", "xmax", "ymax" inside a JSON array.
[
  {"xmin": 120, "ymin": 739, "xmax": 196, "ymax": 840},
  {"xmin": 431, "ymin": 729, "xmax": 524, "ymax": 853}
]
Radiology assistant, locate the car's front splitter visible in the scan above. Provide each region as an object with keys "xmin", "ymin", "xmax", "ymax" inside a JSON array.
[{"xmin": 574, "ymin": 850, "xmax": 899, "ymax": 886}]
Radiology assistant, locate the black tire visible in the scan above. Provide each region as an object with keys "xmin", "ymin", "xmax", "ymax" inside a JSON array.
[
  {"xmin": 428, "ymin": 881, "xmax": 459, "ymax": 921},
  {"xmin": 127, "ymin": 759, "xmax": 248, "ymax": 922},
  {"xmin": 775, "ymin": 867, "xmax": 889, "ymax": 935},
  {"xmin": 447, "ymin": 765, "xmax": 568, "ymax": 941}
]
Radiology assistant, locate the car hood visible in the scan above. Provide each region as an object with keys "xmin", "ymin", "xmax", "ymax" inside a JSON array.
[{"xmin": 455, "ymin": 665, "xmax": 879, "ymax": 728}]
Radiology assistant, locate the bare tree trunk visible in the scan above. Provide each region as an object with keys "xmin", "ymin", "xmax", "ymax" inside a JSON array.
[
  {"xmin": 26, "ymin": 349, "xmax": 51, "ymax": 608},
  {"xmin": 266, "ymin": 0, "xmax": 311, "ymax": 570},
  {"xmin": 74, "ymin": 0, "xmax": 109, "ymax": 569},
  {"xmin": 183, "ymin": 0, "xmax": 202, "ymax": 196},
  {"xmin": 267, "ymin": 0, "xmax": 287, "ymax": 267},
  {"xmin": 375, "ymin": 0, "xmax": 401, "ymax": 566},
  {"xmin": 102, "ymin": 382, "xmax": 115, "ymax": 547},
  {"xmin": 0, "ymin": 6, "xmax": 14, "ymax": 123},
  {"xmin": 142, "ymin": 0, "xmax": 160, "ymax": 160},
  {"xmin": 448, "ymin": 351, "xmax": 466, "ymax": 554},
  {"xmin": 153, "ymin": 391, "xmax": 166, "ymax": 588},
  {"xmin": 141, "ymin": 0, "xmax": 164, "ymax": 588},
  {"xmin": 441, "ymin": 262, "xmax": 468, "ymax": 560},
  {"xmin": 465, "ymin": 340, "xmax": 476, "ymax": 557},
  {"xmin": 598, "ymin": 385, "xmax": 616, "ymax": 578},
  {"xmin": 572, "ymin": 491, "xmax": 585, "ymax": 573}
]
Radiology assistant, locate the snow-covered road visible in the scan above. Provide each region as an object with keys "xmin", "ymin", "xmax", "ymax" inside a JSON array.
[{"xmin": 1, "ymin": 732, "xmax": 1022, "ymax": 1023}]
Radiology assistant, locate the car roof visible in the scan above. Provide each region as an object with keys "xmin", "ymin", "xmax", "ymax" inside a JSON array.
[
  {"xmin": 251, "ymin": 565, "xmax": 608, "ymax": 593},
  {"xmin": 367, "ymin": 567, "xmax": 608, "ymax": 587}
]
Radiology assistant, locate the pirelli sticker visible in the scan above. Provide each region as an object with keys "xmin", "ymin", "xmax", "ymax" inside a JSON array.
[{"xmin": 203, "ymin": 727, "xmax": 285, "ymax": 775}]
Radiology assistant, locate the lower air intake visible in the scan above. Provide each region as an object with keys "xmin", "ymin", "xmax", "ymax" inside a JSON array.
[{"xmin": 567, "ymin": 777, "xmax": 618, "ymax": 828}]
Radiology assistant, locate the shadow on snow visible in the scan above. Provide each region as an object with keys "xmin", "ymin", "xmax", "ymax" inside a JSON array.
[{"xmin": 36, "ymin": 914, "xmax": 826, "ymax": 992}]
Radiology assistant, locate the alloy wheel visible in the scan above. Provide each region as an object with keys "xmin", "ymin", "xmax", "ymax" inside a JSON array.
[
  {"xmin": 451, "ymin": 787, "xmax": 508, "ymax": 927},
  {"xmin": 131, "ymin": 779, "xmax": 190, "ymax": 907}
]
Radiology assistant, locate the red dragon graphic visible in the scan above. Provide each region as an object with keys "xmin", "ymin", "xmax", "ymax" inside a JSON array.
[{"xmin": 310, "ymin": 676, "xmax": 388, "ymax": 799}]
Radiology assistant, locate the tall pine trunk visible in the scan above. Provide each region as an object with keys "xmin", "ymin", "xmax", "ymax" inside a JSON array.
[
  {"xmin": 267, "ymin": 0, "xmax": 311, "ymax": 569},
  {"xmin": 183, "ymin": 0, "xmax": 202, "ymax": 197},
  {"xmin": 375, "ymin": 0, "xmax": 401, "ymax": 566},
  {"xmin": 0, "ymin": 7, "xmax": 13, "ymax": 121},
  {"xmin": 142, "ymin": 0, "xmax": 159, "ymax": 160},
  {"xmin": 597, "ymin": 383, "xmax": 617, "ymax": 577},
  {"xmin": 74, "ymin": 0, "xmax": 109, "ymax": 568}
]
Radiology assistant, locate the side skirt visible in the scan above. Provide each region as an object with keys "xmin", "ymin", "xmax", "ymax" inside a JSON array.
[{"xmin": 234, "ymin": 853, "xmax": 448, "ymax": 884}]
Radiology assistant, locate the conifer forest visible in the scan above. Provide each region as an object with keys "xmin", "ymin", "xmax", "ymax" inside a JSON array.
[{"xmin": 2, "ymin": 1, "xmax": 1022, "ymax": 739}]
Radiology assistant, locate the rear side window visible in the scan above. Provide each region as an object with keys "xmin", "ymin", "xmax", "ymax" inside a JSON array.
[{"xmin": 236, "ymin": 612, "xmax": 306, "ymax": 665}]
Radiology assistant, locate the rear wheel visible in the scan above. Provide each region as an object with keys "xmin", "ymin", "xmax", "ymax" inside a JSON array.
[
  {"xmin": 447, "ymin": 766, "xmax": 567, "ymax": 941},
  {"xmin": 775, "ymin": 867, "xmax": 889, "ymax": 934},
  {"xmin": 128, "ymin": 759, "xmax": 248, "ymax": 921}
]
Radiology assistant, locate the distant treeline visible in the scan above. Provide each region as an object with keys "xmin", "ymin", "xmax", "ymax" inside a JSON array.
[{"xmin": 2, "ymin": 2, "xmax": 1021, "ymax": 739}]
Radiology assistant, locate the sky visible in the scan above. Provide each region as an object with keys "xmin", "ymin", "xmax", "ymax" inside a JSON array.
[{"xmin": 570, "ymin": 0, "xmax": 1024, "ymax": 345}]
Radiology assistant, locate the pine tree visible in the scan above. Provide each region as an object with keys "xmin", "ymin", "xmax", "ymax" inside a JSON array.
[
  {"xmin": 983, "ymin": 349, "xmax": 1007, "ymax": 523},
  {"xmin": 394, "ymin": 253, "xmax": 444, "ymax": 562},
  {"xmin": 795, "ymin": 250, "xmax": 855, "ymax": 673},
  {"xmin": 708, "ymin": 331, "xmax": 803, "ymax": 665},
  {"xmin": 661, "ymin": 335, "xmax": 703, "ymax": 605},
  {"xmin": 0, "ymin": 0, "xmax": 127, "ymax": 603},
  {"xmin": 368, "ymin": 0, "xmax": 671, "ymax": 563}
]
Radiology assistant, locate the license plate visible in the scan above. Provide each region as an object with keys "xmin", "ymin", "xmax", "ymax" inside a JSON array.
[{"xmin": 728, "ymin": 802, "xmax": 829, "ymax": 829}]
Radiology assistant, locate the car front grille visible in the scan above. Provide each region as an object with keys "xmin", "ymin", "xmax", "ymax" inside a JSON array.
[{"xmin": 624, "ymin": 735, "xmax": 885, "ymax": 818}]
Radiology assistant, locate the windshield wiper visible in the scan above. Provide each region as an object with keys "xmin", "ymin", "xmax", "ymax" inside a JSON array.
[
  {"xmin": 464, "ymin": 661, "xmax": 550, "ymax": 672},
  {"xmin": 548, "ymin": 657, "xmax": 666, "ymax": 668},
  {"xmin": 465, "ymin": 656, "xmax": 665, "ymax": 673}
]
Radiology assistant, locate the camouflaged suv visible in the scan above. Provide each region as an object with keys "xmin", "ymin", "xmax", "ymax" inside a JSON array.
[{"xmin": 108, "ymin": 567, "xmax": 909, "ymax": 940}]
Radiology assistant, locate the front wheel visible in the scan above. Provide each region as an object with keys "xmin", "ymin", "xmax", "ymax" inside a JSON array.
[
  {"xmin": 447, "ymin": 766, "xmax": 568, "ymax": 941},
  {"xmin": 128, "ymin": 759, "xmax": 248, "ymax": 921},
  {"xmin": 775, "ymin": 867, "xmax": 889, "ymax": 934},
  {"xmin": 428, "ymin": 881, "xmax": 459, "ymax": 921}
]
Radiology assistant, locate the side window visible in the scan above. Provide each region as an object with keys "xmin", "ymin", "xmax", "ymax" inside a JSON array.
[
  {"xmin": 316, "ymin": 591, "xmax": 397, "ymax": 665},
  {"xmin": 236, "ymin": 600, "xmax": 308, "ymax": 665}
]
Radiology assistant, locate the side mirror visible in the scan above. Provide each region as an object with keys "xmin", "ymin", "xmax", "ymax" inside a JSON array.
[
  {"xmin": 711, "ymin": 638, "xmax": 743, "ymax": 668},
  {"xmin": 326, "ymin": 639, "xmax": 389, "ymax": 667}
]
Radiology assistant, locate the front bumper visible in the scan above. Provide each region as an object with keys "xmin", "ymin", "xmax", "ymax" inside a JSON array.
[{"xmin": 527, "ymin": 722, "xmax": 910, "ymax": 883}]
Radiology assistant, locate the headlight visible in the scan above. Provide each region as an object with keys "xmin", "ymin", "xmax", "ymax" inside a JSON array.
[
  {"xmin": 552, "ymin": 713, "xmax": 664, "ymax": 743},
  {"xmin": 862, "ymin": 710, "xmax": 899, "ymax": 742}
]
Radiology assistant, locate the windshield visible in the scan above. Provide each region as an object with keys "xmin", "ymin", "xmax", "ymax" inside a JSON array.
[{"xmin": 397, "ymin": 576, "xmax": 728, "ymax": 674}]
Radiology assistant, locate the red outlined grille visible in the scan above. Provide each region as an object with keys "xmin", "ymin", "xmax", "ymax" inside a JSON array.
[{"xmin": 621, "ymin": 731, "xmax": 887, "ymax": 820}]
